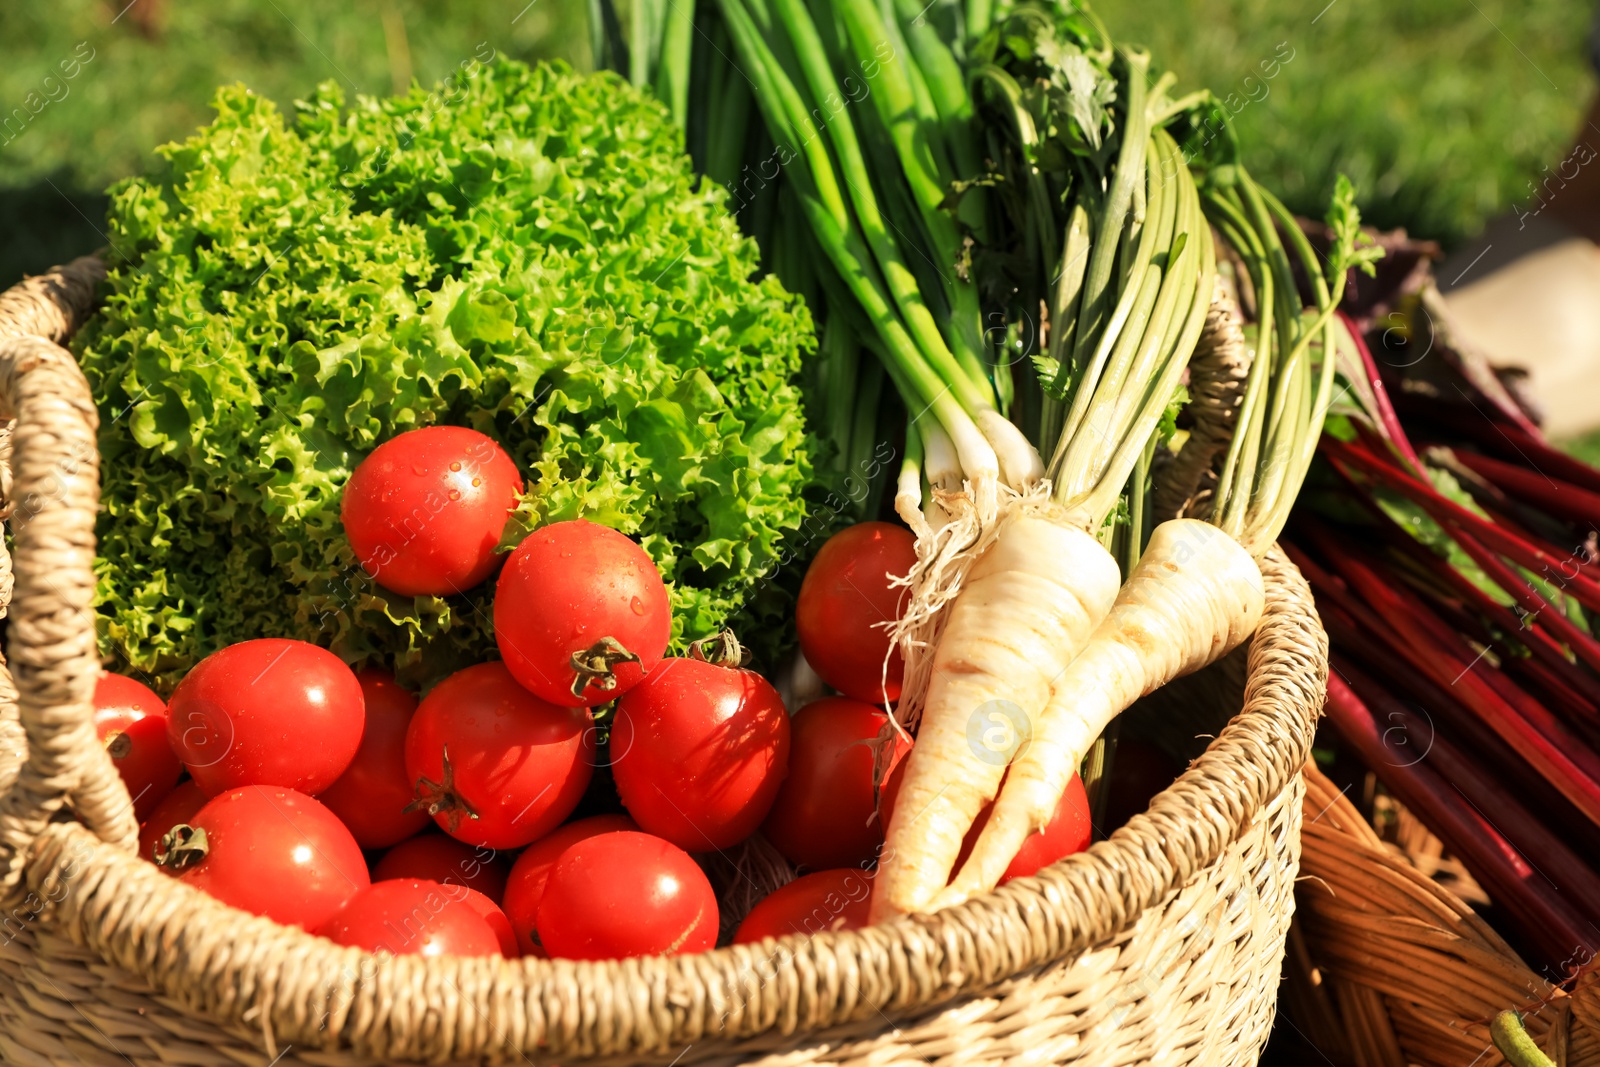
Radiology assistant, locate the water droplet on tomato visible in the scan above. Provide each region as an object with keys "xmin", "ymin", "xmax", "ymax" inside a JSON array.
[
  {"xmin": 449, "ymin": 490, "xmax": 461, "ymax": 501},
  {"xmin": 471, "ymin": 477, "xmax": 482, "ymax": 487},
  {"xmin": 450, "ymin": 461, "xmax": 462, "ymax": 472},
  {"xmin": 630, "ymin": 596, "xmax": 645, "ymax": 615}
]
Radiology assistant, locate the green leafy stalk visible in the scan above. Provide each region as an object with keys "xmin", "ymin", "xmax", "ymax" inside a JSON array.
[
  {"xmin": 1044, "ymin": 124, "xmax": 1213, "ymax": 530},
  {"xmin": 716, "ymin": 0, "xmax": 1012, "ymax": 489},
  {"xmin": 1204, "ymin": 169, "xmax": 1381, "ymax": 553},
  {"xmin": 1068, "ymin": 50, "xmax": 1150, "ymax": 386},
  {"xmin": 653, "ymin": 0, "xmax": 696, "ymax": 128}
]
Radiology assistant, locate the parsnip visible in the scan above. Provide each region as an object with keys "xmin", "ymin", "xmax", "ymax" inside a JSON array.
[
  {"xmin": 925, "ymin": 519, "xmax": 1264, "ymax": 909},
  {"xmin": 869, "ymin": 512, "xmax": 1121, "ymax": 921}
]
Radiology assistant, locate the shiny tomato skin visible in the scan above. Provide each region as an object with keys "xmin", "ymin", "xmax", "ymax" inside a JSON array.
[
  {"xmin": 762, "ymin": 698, "xmax": 907, "ymax": 870},
  {"xmin": 316, "ymin": 670, "xmax": 430, "ymax": 848},
  {"xmin": 502, "ymin": 814, "xmax": 637, "ymax": 956},
  {"xmin": 880, "ymin": 758, "xmax": 1091, "ymax": 883},
  {"xmin": 137, "ymin": 780, "xmax": 208, "ymax": 867},
  {"xmin": 493, "ymin": 520, "xmax": 670, "ymax": 707},
  {"xmin": 177, "ymin": 786, "xmax": 368, "ymax": 930},
  {"xmin": 449, "ymin": 885, "xmax": 519, "ymax": 956},
  {"xmin": 1003, "ymin": 772, "xmax": 1093, "ymax": 880},
  {"xmin": 94, "ymin": 672, "xmax": 180, "ymax": 820},
  {"xmin": 536, "ymin": 831, "xmax": 716, "ymax": 960},
  {"xmin": 611, "ymin": 658, "xmax": 790, "ymax": 851},
  {"xmin": 733, "ymin": 868, "xmax": 875, "ymax": 944},
  {"xmin": 371, "ymin": 831, "xmax": 510, "ymax": 902},
  {"xmin": 796, "ymin": 522, "xmax": 916, "ymax": 704},
  {"xmin": 341, "ymin": 426, "xmax": 523, "ymax": 597},
  {"xmin": 404, "ymin": 663, "xmax": 595, "ymax": 849},
  {"xmin": 165, "ymin": 639, "xmax": 365, "ymax": 797},
  {"xmin": 318, "ymin": 878, "xmax": 502, "ymax": 958}
]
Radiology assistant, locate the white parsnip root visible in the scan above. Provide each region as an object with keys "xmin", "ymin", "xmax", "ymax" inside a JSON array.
[
  {"xmin": 928, "ymin": 518, "xmax": 1265, "ymax": 910},
  {"xmin": 870, "ymin": 506, "xmax": 1121, "ymax": 921}
]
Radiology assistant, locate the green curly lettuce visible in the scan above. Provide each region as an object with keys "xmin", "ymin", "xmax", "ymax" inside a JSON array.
[{"xmin": 78, "ymin": 59, "xmax": 816, "ymax": 689}]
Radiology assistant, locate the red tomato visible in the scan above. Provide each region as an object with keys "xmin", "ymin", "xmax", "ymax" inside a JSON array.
[
  {"xmin": 493, "ymin": 520, "xmax": 670, "ymax": 707},
  {"xmin": 94, "ymin": 672, "xmax": 180, "ymax": 820},
  {"xmin": 372, "ymin": 832, "xmax": 511, "ymax": 902},
  {"xmin": 341, "ymin": 426, "xmax": 523, "ymax": 597},
  {"xmin": 796, "ymin": 522, "xmax": 916, "ymax": 704},
  {"xmin": 611, "ymin": 657, "xmax": 790, "ymax": 851},
  {"xmin": 170, "ymin": 786, "xmax": 368, "ymax": 930},
  {"xmin": 762, "ymin": 698, "xmax": 907, "ymax": 870},
  {"xmin": 318, "ymin": 879, "xmax": 502, "ymax": 957},
  {"xmin": 733, "ymin": 868, "xmax": 875, "ymax": 944},
  {"xmin": 879, "ymin": 758, "xmax": 1091, "ymax": 884},
  {"xmin": 165, "ymin": 639, "xmax": 364, "ymax": 797},
  {"xmin": 404, "ymin": 663, "xmax": 594, "ymax": 849},
  {"xmin": 316, "ymin": 670, "xmax": 430, "ymax": 848},
  {"xmin": 1004, "ymin": 773, "xmax": 1093, "ymax": 880},
  {"xmin": 137, "ymin": 780, "xmax": 207, "ymax": 866},
  {"xmin": 502, "ymin": 814, "xmax": 637, "ymax": 956},
  {"xmin": 447, "ymin": 884, "xmax": 519, "ymax": 956},
  {"xmin": 536, "ymin": 831, "xmax": 716, "ymax": 960}
]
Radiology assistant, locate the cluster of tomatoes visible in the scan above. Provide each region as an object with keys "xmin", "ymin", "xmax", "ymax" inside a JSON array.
[{"xmin": 97, "ymin": 425, "xmax": 1093, "ymax": 961}]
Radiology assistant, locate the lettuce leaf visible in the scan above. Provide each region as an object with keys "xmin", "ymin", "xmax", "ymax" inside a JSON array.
[{"xmin": 79, "ymin": 60, "xmax": 816, "ymax": 688}]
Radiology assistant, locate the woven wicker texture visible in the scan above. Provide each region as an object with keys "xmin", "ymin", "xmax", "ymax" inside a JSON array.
[
  {"xmin": 1151, "ymin": 279, "xmax": 1250, "ymax": 525},
  {"xmin": 0, "ymin": 257, "xmax": 1327, "ymax": 1066},
  {"xmin": 1288, "ymin": 764, "xmax": 1600, "ymax": 1067}
]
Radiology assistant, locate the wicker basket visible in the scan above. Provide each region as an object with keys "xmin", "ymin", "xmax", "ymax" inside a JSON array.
[
  {"xmin": 1287, "ymin": 764, "xmax": 1600, "ymax": 1067},
  {"xmin": 0, "ymin": 256, "xmax": 1328, "ymax": 1067}
]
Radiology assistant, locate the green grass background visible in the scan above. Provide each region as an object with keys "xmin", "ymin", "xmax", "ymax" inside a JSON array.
[
  {"xmin": 0, "ymin": 0, "xmax": 584, "ymax": 287},
  {"xmin": 1, "ymin": 0, "xmax": 1594, "ymax": 285},
  {"xmin": 1098, "ymin": 0, "xmax": 1593, "ymax": 249}
]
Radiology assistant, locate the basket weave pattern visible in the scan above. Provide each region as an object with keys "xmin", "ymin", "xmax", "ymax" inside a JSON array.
[
  {"xmin": 0, "ymin": 257, "xmax": 1327, "ymax": 1066},
  {"xmin": 1288, "ymin": 765, "xmax": 1600, "ymax": 1067}
]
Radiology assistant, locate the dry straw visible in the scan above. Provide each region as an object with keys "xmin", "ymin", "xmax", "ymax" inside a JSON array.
[
  {"xmin": 1288, "ymin": 763, "xmax": 1600, "ymax": 1067},
  {"xmin": 0, "ymin": 256, "xmax": 1326, "ymax": 1066}
]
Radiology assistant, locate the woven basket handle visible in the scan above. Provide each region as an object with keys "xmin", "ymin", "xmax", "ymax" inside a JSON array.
[{"xmin": 0, "ymin": 255, "xmax": 138, "ymax": 899}]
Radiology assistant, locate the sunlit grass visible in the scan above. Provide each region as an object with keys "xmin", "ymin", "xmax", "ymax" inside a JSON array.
[
  {"xmin": 2, "ymin": 0, "xmax": 1592, "ymax": 285},
  {"xmin": 0, "ymin": 0, "xmax": 589, "ymax": 286},
  {"xmin": 1094, "ymin": 0, "xmax": 1591, "ymax": 249}
]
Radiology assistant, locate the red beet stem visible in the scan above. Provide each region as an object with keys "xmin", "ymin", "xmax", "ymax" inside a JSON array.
[
  {"xmin": 1338, "ymin": 661, "xmax": 1600, "ymax": 920},
  {"xmin": 1323, "ymin": 436, "xmax": 1600, "ymax": 611},
  {"xmin": 1299, "ymin": 528, "xmax": 1600, "ymax": 827},
  {"xmin": 1325, "ymin": 668, "xmax": 1600, "ymax": 970},
  {"xmin": 1460, "ymin": 414, "xmax": 1600, "ymax": 496},
  {"xmin": 1353, "ymin": 500, "xmax": 1600, "ymax": 706},
  {"xmin": 1341, "ymin": 311, "xmax": 1426, "ymax": 473},
  {"xmin": 1451, "ymin": 449, "xmax": 1600, "ymax": 533}
]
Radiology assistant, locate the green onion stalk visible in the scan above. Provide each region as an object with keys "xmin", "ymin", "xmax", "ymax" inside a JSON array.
[
  {"xmin": 724, "ymin": 0, "xmax": 1048, "ymax": 519},
  {"xmin": 605, "ymin": 0, "xmax": 1042, "ymax": 534}
]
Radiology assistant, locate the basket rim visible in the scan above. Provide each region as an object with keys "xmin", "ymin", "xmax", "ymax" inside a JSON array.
[{"xmin": 3, "ymin": 254, "xmax": 1329, "ymax": 1063}]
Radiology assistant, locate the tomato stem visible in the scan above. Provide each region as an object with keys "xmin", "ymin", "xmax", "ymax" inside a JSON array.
[
  {"xmin": 404, "ymin": 744, "xmax": 480, "ymax": 833},
  {"xmin": 569, "ymin": 637, "xmax": 643, "ymax": 697},
  {"xmin": 153, "ymin": 824, "xmax": 209, "ymax": 871},
  {"xmin": 686, "ymin": 629, "xmax": 750, "ymax": 668}
]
